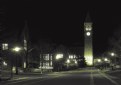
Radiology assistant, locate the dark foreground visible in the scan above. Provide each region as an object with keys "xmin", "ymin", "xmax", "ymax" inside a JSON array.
[{"xmin": 0, "ymin": 68, "xmax": 121, "ymax": 85}]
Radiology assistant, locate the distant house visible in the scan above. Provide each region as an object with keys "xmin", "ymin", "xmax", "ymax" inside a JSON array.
[
  {"xmin": 0, "ymin": 20, "xmax": 33, "ymax": 73},
  {"xmin": 0, "ymin": 27, "xmax": 25, "ymax": 75},
  {"xmin": 33, "ymin": 39, "xmax": 55, "ymax": 73},
  {"xmin": 0, "ymin": 28, "xmax": 23, "ymax": 67},
  {"xmin": 68, "ymin": 46, "xmax": 85, "ymax": 68}
]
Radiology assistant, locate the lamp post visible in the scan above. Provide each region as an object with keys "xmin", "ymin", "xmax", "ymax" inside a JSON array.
[
  {"xmin": 13, "ymin": 47, "xmax": 21, "ymax": 75},
  {"xmin": 110, "ymin": 52, "xmax": 116, "ymax": 70},
  {"xmin": 97, "ymin": 59, "xmax": 101, "ymax": 63},
  {"xmin": 110, "ymin": 52, "xmax": 116, "ymax": 65},
  {"xmin": 104, "ymin": 58, "xmax": 108, "ymax": 62},
  {"xmin": 111, "ymin": 52, "xmax": 115, "ymax": 56},
  {"xmin": 104, "ymin": 58, "xmax": 109, "ymax": 69},
  {"xmin": 66, "ymin": 59, "xmax": 70, "ymax": 70}
]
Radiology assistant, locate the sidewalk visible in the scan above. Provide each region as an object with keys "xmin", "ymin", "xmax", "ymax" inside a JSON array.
[
  {"xmin": 0, "ymin": 72, "xmax": 46, "ymax": 81},
  {"xmin": 102, "ymin": 68, "xmax": 121, "ymax": 78}
]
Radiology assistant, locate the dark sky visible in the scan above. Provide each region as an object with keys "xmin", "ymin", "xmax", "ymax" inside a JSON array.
[{"xmin": 1, "ymin": 1, "xmax": 121, "ymax": 56}]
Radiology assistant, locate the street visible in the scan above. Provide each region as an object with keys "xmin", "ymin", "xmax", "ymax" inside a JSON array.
[{"xmin": 0, "ymin": 68, "xmax": 121, "ymax": 85}]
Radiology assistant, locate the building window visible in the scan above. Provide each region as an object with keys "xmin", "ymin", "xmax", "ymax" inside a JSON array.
[
  {"xmin": 69, "ymin": 55, "xmax": 73, "ymax": 59},
  {"xmin": 86, "ymin": 27, "xmax": 92, "ymax": 31},
  {"xmin": 2, "ymin": 43, "xmax": 8, "ymax": 50},
  {"xmin": 43, "ymin": 62, "xmax": 49, "ymax": 67},
  {"xmin": 50, "ymin": 61, "xmax": 52, "ymax": 66},
  {"xmin": 43, "ymin": 63, "xmax": 46, "ymax": 67},
  {"xmin": 56, "ymin": 54, "xmax": 63, "ymax": 60},
  {"xmin": 74, "ymin": 55, "xmax": 76, "ymax": 58},
  {"xmin": 46, "ymin": 63, "xmax": 49, "ymax": 66},
  {"xmin": 43, "ymin": 54, "xmax": 49, "ymax": 60},
  {"xmin": 50, "ymin": 55, "xmax": 52, "ymax": 60}
]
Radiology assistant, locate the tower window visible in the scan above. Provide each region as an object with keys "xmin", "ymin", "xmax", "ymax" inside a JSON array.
[
  {"xmin": 85, "ymin": 23, "xmax": 92, "ymax": 31},
  {"xmin": 86, "ymin": 27, "xmax": 92, "ymax": 31}
]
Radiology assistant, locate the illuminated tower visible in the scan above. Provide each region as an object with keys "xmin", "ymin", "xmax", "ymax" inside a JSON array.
[{"xmin": 84, "ymin": 13, "xmax": 93, "ymax": 66}]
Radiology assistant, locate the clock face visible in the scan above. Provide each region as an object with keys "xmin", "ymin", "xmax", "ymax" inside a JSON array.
[{"xmin": 86, "ymin": 32, "xmax": 91, "ymax": 36}]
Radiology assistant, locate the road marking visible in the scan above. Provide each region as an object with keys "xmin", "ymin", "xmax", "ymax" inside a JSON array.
[
  {"xmin": 4, "ymin": 79, "xmax": 29, "ymax": 85},
  {"xmin": 90, "ymin": 69, "xmax": 94, "ymax": 85},
  {"xmin": 10, "ymin": 77, "xmax": 29, "ymax": 81},
  {"xmin": 99, "ymin": 71, "xmax": 120, "ymax": 85},
  {"xmin": 21, "ymin": 75, "xmax": 64, "ymax": 85}
]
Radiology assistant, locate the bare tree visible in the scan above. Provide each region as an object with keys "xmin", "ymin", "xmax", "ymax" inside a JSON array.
[{"xmin": 109, "ymin": 27, "xmax": 121, "ymax": 65}]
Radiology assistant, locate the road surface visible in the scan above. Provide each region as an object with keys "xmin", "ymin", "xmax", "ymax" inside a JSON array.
[{"xmin": 0, "ymin": 68, "xmax": 121, "ymax": 85}]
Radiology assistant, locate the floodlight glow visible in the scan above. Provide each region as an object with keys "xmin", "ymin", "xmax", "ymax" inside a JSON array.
[
  {"xmin": 85, "ymin": 56, "xmax": 93, "ymax": 65},
  {"xmin": 86, "ymin": 32, "xmax": 91, "ymax": 36},
  {"xmin": 56, "ymin": 54, "xmax": 63, "ymax": 60}
]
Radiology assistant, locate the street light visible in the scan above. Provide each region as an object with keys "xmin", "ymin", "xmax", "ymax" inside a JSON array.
[
  {"xmin": 104, "ymin": 58, "xmax": 108, "ymax": 62},
  {"xmin": 13, "ymin": 46, "xmax": 21, "ymax": 75},
  {"xmin": 97, "ymin": 59, "xmax": 101, "ymax": 63},
  {"xmin": 66, "ymin": 59, "xmax": 70, "ymax": 70},
  {"xmin": 111, "ymin": 52, "xmax": 115, "ymax": 56},
  {"xmin": 110, "ymin": 52, "xmax": 116, "ymax": 67},
  {"xmin": 13, "ymin": 47, "xmax": 21, "ymax": 52}
]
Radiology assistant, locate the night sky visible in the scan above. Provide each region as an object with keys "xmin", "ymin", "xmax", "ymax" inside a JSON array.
[{"xmin": 1, "ymin": 1, "xmax": 121, "ymax": 56}]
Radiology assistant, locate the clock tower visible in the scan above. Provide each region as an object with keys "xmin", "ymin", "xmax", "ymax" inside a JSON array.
[{"xmin": 84, "ymin": 13, "xmax": 93, "ymax": 66}]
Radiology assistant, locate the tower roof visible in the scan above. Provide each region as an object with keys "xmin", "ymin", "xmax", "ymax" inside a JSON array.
[{"xmin": 85, "ymin": 12, "xmax": 91, "ymax": 22}]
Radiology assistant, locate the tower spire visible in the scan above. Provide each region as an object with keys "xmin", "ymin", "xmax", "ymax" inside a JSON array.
[
  {"xmin": 23, "ymin": 19, "xmax": 30, "ymax": 69},
  {"xmin": 85, "ymin": 12, "xmax": 91, "ymax": 22}
]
